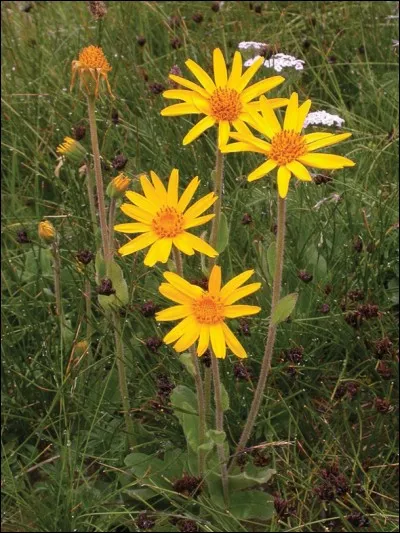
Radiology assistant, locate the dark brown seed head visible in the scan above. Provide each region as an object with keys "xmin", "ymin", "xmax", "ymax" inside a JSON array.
[
  {"xmin": 136, "ymin": 512, "xmax": 155, "ymax": 531},
  {"xmin": 303, "ymin": 39, "xmax": 311, "ymax": 50},
  {"xmin": 156, "ymin": 374, "xmax": 175, "ymax": 399},
  {"xmin": 170, "ymin": 37, "xmax": 182, "ymax": 50},
  {"xmin": 347, "ymin": 289, "xmax": 364, "ymax": 302},
  {"xmin": 376, "ymin": 361, "xmax": 392, "ymax": 380},
  {"xmin": 140, "ymin": 300, "xmax": 159, "ymax": 317},
  {"xmin": 169, "ymin": 15, "xmax": 181, "ymax": 28},
  {"xmin": 358, "ymin": 303, "xmax": 379, "ymax": 319},
  {"xmin": 238, "ymin": 318, "xmax": 251, "ymax": 336},
  {"xmin": 284, "ymin": 346, "xmax": 304, "ymax": 364},
  {"xmin": 16, "ymin": 230, "xmax": 31, "ymax": 244},
  {"xmin": 145, "ymin": 337, "xmax": 163, "ymax": 353},
  {"xmin": 177, "ymin": 519, "xmax": 199, "ymax": 533},
  {"xmin": 314, "ymin": 481, "xmax": 335, "ymax": 501},
  {"xmin": 241, "ymin": 213, "xmax": 253, "ymax": 225},
  {"xmin": 274, "ymin": 495, "xmax": 295, "ymax": 518},
  {"xmin": 200, "ymin": 349, "xmax": 212, "ymax": 368},
  {"xmin": 374, "ymin": 337, "xmax": 393, "ymax": 358},
  {"xmin": 345, "ymin": 310, "xmax": 362, "ymax": 328},
  {"xmin": 358, "ymin": 45, "xmax": 365, "ymax": 55},
  {"xmin": 173, "ymin": 473, "xmax": 202, "ymax": 498},
  {"xmin": 319, "ymin": 303, "xmax": 330, "ymax": 314},
  {"xmin": 346, "ymin": 511, "xmax": 370, "ymax": 528},
  {"xmin": 353, "ymin": 236, "xmax": 363, "ymax": 253},
  {"xmin": 298, "ymin": 270, "xmax": 313, "ymax": 283},
  {"xmin": 73, "ymin": 124, "xmax": 86, "ymax": 141},
  {"xmin": 366, "ymin": 241, "xmax": 376, "ymax": 253},
  {"xmin": 76, "ymin": 249, "xmax": 94, "ymax": 265},
  {"xmin": 149, "ymin": 82, "xmax": 165, "ymax": 95},
  {"xmin": 328, "ymin": 55, "xmax": 337, "ymax": 64},
  {"xmin": 136, "ymin": 35, "xmax": 146, "ymax": 47},
  {"xmin": 112, "ymin": 154, "xmax": 128, "ymax": 170},
  {"xmin": 324, "ymin": 284, "xmax": 333, "ymax": 295},
  {"xmin": 211, "ymin": 1, "xmax": 221, "ymax": 12},
  {"xmin": 192, "ymin": 12, "xmax": 203, "ymax": 23},
  {"xmin": 252, "ymin": 449, "xmax": 269, "ymax": 467},
  {"xmin": 254, "ymin": 3, "xmax": 263, "ymax": 13},
  {"xmin": 111, "ymin": 109, "xmax": 119, "ymax": 125},
  {"xmin": 314, "ymin": 173, "xmax": 333, "ymax": 185},
  {"xmin": 88, "ymin": 1, "xmax": 107, "ymax": 19},
  {"xmin": 233, "ymin": 361, "xmax": 252, "ymax": 380},
  {"xmin": 375, "ymin": 398, "xmax": 391, "ymax": 413},
  {"xmin": 96, "ymin": 278, "xmax": 115, "ymax": 296}
]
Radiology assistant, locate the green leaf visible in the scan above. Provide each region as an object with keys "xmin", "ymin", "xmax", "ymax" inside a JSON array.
[
  {"xmin": 95, "ymin": 250, "xmax": 106, "ymax": 279},
  {"xmin": 229, "ymin": 464, "xmax": 276, "ymax": 491},
  {"xmin": 216, "ymin": 212, "xmax": 229, "ymax": 253},
  {"xmin": 170, "ymin": 386, "xmax": 199, "ymax": 452},
  {"xmin": 207, "ymin": 429, "xmax": 226, "ymax": 445},
  {"xmin": 220, "ymin": 383, "xmax": 230, "ymax": 412},
  {"xmin": 229, "ymin": 491, "xmax": 274, "ymax": 520},
  {"xmin": 124, "ymin": 452, "xmax": 170, "ymax": 490},
  {"xmin": 97, "ymin": 260, "xmax": 129, "ymax": 310},
  {"xmin": 305, "ymin": 245, "xmax": 327, "ymax": 280},
  {"xmin": 21, "ymin": 246, "xmax": 52, "ymax": 282},
  {"xmin": 271, "ymin": 293, "xmax": 298, "ymax": 325},
  {"xmin": 178, "ymin": 352, "xmax": 195, "ymax": 377},
  {"xmin": 267, "ymin": 241, "xmax": 276, "ymax": 281}
]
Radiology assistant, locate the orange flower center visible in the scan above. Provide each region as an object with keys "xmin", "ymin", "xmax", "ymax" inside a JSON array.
[
  {"xmin": 270, "ymin": 130, "xmax": 307, "ymax": 165},
  {"xmin": 209, "ymin": 88, "xmax": 242, "ymax": 122},
  {"xmin": 152, "ymin": 206, "xmax": 184, "ymax": 238},
  {"xmin": 78, "ymin": 45, "xmax": 112, "ymax": 71},
  {"xmin": 192, "ymin": 293, "xmax": 225, "ymax": 324}
]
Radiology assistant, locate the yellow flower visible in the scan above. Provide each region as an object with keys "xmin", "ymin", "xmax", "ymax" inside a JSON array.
[
  {"xmin": 71, "ymin": 45, "xmax": 113, "ymax": 98},
  {"xmin": 222, "ymin": 92, "xmax": 355, "ymax": 198},
  {"xmin": 114, "ymin": 169, "xmax": 218, "ymax": 266},
  {"xmin": 38, "ymin": 220, "xmax": 56, "ymax": 243},
  {"xmin": 156, "ymin": 265, "xmax": 261, "ymax": 359},
  {"xmin": 107, "ymin": 173, "xmax": 132, "ymax": 199},
  {"xmin": 56, "ymin": 136, "xmax": 86, "ymax": 162},
  {"xmin": 161, "ymin": 48, "xmax": 287, "ymax": 148}
]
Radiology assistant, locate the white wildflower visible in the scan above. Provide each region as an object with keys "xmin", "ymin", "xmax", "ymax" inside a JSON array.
[
  {"xmin": 244, "ymin": 55, "xmax": 263, "ymax": 67},
  {"xmin": 263, "ymin": 53, "xmax": 305, "ymax": 72},
  {"xmin": 303, "ymin": 110, "xmax": 345, "ymax": 128},
  {"xmin": 239, "ymin": 41, "xmax": 268, "ymax": 51}
]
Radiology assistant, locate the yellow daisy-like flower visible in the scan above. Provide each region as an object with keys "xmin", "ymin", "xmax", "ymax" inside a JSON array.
[
  {"xmin": 71, "ymin": 45, "xmax": 113, "ymax": 98},
  {"xmin": 221, "ymin": 92, "xmax": 355, "ymax": 198},
  {"xmin": 156, "ymin": 265, "xmax": 261, "ymax": 359},
  {"xmin": 38, "ymin": 220, "xmax": 56, "ymax": 243},
  {"xmin": 56, "ymin": 136, "xmax": 86, "ymax": 162},
  {"xmin": 161, "ymin": 48, "xmax": 287, "ymax": 148},
  {"xmin": 114, "ymin": 169, "xmax": 218, "ymax": 266}
]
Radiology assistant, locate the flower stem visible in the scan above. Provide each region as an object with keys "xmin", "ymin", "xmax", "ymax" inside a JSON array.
[
  {"xmin": 211, "ymin": 352, "xmax": 229, "ymax": 506},
  {"xmin": 51, "ymin": 240, "xmax": 64, "ymax": 337},
  {"xmin": 113, "ymin": 312, "xmax": 135, "ymax": 449},
  {"xmin": 173, "ymin": 247, "xmax": 206, "ymax": 476},
  {"xmin": 108, "ymin": 198, "xmax": 116, "ymax": 260},
  {"xmin": 84, "ymin": 277, "xmax": 92, "ymax": 355},
  {"xmin": 87, "ymin": 95, "xmax": 109, "ymax": 262},
  {"xmin": 230, "ymin": 194, "xmax": 286, "ymax": 468},
  {"xmin": 85, "ymin": 162, "xmax": 99, "ymax": 244},
  {"xmin": 208, "ymin": 147, "xmax": 224, "ymax": 265}
]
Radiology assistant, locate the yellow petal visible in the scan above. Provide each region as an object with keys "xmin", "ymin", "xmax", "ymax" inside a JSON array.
[
  {"xmin": 120, "ymin": 203, "xmax": 153, "ymax": 224},
  {"xmin": 223, "ymin": 282, "xmax": 261, "ymax": 305},
  {"xmin": 164, "ymin": 316, "xmax": 195, "ymax": 344},
  {"xmin": 181, "ymin": 232, "xmax": 218, "ymax": 258},
  {"xmin": 178, "ymin": 176, "xmax": 200, "ymax": 212},
  {"xmin": 168, "ymin": 74, "xmax": 210, "ymax": 98},
  {"xmin": 159, "ymin": 282, "xmax": 194, "ymax": 305},
  {"xmin": 125, "ymin": 190, "xmax": 157, "ymax": 214},
  {"xmin": 164, "ymin": 271, "xmax": 204, "ymax": 299},
  {"xmin": 286, "ymin": 160, "xmax": 312, "ymax": 182},
  {"xmin": 173, "ymin": 325, "xmax": 201, "ymax": 352},
  {"xmin": 259, "ymin": 96, "xmax": 282, "ymax": 137},
  {"xmin": 144, "ymin": 238, "xmax": 172, "ymax": 266},
  {"xmin": 220, "ymin": 141, "xmax": 265, "ymax": 155},
  {"xmin": 213, "ymin": 48, "xmax": 228, "ymax": 87},
  {"xmin": 150, "ymin": 171, "xmax": 168, "ymax": 203},
  {"xmin": 161, "ymin": 103, "xmax": 201, "ymax": 116},
  {"xmin": 230, "ymin": 132, "xmax": 271, "ymax": 153},
  {"xmin": 306, "ymin": 132, "xmax": 352, "ymax": 152},
  {"xmin": 209, "ymin": 323, "xmax": 226, "ymax": 359},
  {"xmin": 227, "ymin": 51, "xmax": 242, "ymax": 88},
  {"xmin": 118, "ymin": 232, "xmax": 158, "ymax": 256},
  {"xmin": 220, "ymin": 270, "xmax": 255, "ymax": 299},
  {"xmin": 167, "ymin": 168, "xmax": 179, "ymax": 206},
  {"xmin": 303, "ymin": 132, "xmax": 334, "ymax": 144},
  {"xmin": 232, "ymin": 118, "xmax": 253, "ymax": 135},
  {"xmin": 241, "ymin": 75, "xmax": 285, "ymax": 103},
  {"xmin": 140, "ymin": 174, "xmax": 159, "ymax": 204},
  {"xmin": 197, "ymin": 326, "xmax": 210, "ymax": 356},
  {"xmin": 248, "ymin": 159, "xmax": 277, "ymax": 182},
  {"xmin": 185, "ymin": 58, "xmax": 216, "ymax": 94},
  {"xmin": 156, "ymin": 305, "xmax": 191, "ymax": 321},
  {"xmin": 277, "ymin": 166, "xmax": 291, "ymax": 198},
  {"xmin": 172, "ymin": 233, "xmax": 195, "ymax": 256},
  {"xmin": 183, "ymin": 192, "xmax": 217, "ymax": 221},
  {"xmin": 191, "ymin": 93, "xmax": 211, "ymax": 114},
  {"xmin": 114, "ymin": 222, "xmax": 150, "ymax": 233},
  {"xmin": 224, "ymin": 305, "xmax": 261, "ymax": 318},
  {"xmin": 237, "ymin": 56, "xmax": 264, "ymax": 92},
  {"xmin": 283, "ymin": 92, "xmax": 299, "ymax": 131},
  {"xmin": 208, "ymin": 265, "xmax": 222, "ymax": 295},
  {"xmin": 296, "ymin": 99, "xmax": 311, "ymax": 132},
  {"xmin": 162, "ymin": 89, "xmax": 196, "ymax": 101},
  {"xmin": 218, "ymin": 120, "xmax": 231, "ymax": 148},
  {"xmin": 222, "ymin": 323, "xmax": 247, "ymax": 358},
  {"xmin": 298, "ymin": 153, "xmax": 355, "ymax": 169},
  {"xmin": 183, "ymin": 214, "xmax": 215, "ymax": 230},
  {"xmin": 183, "ymin": 115, "xmax": 216, "ymax": 145}
]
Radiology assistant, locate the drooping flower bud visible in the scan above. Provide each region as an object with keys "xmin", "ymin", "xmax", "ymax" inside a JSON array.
[
  {"xmin": 106, "ymin": 173, "xmax": 131, "ymax": 199},
  {"xmin": 38, "ymin": 220, "xmax": 56, "ymax": 243}
]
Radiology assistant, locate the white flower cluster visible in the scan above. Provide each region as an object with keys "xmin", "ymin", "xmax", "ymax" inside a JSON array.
[
  {"xmin": 238, "ymin": 41, "xmax": 268, "ymax": 51},
  {"xmin": 303, "ymin": 111, "xmax": 345, "ymax": 128},
  {"xmin": 243, "ymin": 53, "xmax": 305, "ymax": 72}
]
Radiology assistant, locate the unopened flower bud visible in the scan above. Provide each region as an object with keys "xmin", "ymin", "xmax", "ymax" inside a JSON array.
[
  {"xmin": 107, "ymin": 173, "xmax": 131, "ymax": 199},
  {"xmin": 38, "ymin": 220, "xmax": 56, "ymax": 243},
  {"xmin": 56, "ymin": 136, "xmax": 86, "ymax": 163}
]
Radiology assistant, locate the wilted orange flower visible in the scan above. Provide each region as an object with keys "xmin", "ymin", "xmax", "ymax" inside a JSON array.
[{"xmin": 71, "ymin": 45, "xmax": 113, "ymax": 98}]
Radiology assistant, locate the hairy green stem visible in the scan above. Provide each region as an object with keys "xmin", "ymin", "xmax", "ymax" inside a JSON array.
[
  {"xmin": 230, "ymin": 195, "xmax": 286, "ymax": 467},
  {"xmin": 87, "ymin": 95, "xmax": 109, "ymax": 262},
  {"xmin": 51, "ymin": 241, "xmax": 64, "ymax": 337},
  {"xmin": 85, "ymin": 162, "xmax": 98, "ymax": 244},
  {"xmin": 173, "ymin": 248, "xmax": 206, "ymax": 476},
  {"xmin": 211, "ymin": 353, "xmax": 229, "ymax": 506},
  {"xmin": 208, "ymin": 148, "xmax": 224, "ymax": 265},
  {"xmin": 84, "ymin": 277, "xmax": 92, "ymax": 355},
  {"xmin": 204, "ymin": 364, "xmax": 212, "ymax": 425},
  {"xmin": 108, "ymin": 198, "xmax": 116, "ymax": 261}
]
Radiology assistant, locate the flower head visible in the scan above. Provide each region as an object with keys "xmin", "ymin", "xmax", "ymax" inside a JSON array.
[
  {"xmin": 303, "ymin": 110, "xmax": 345, "ymax": 128},
  {"xmin": 56, "ymin": 136, "xmax": 86, "ymax": 162},
  {"xmin": 114, "ymin": 169, "xmax": 218, "ymax": 266},
  {"xmin": 71, "ymin": 45, "xmax": 113, "ymax": 98},
  {"xmin": 106, "ymin": 173, "xmax": 131, "ymax": 199},
  {"xmin": 156, "ymin": 266, "xmax": 261, "ymax": 359},
  {"xmin": 38, "ymin": 220, "xmax": 56, "ymax": 243},
  {"xmin": 222, "ymin": 92, "xmax": 355, "ymax": 198},
  {"xmin": 161, "ymin": 48, "xmax": 287, "ymax": 148}
]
